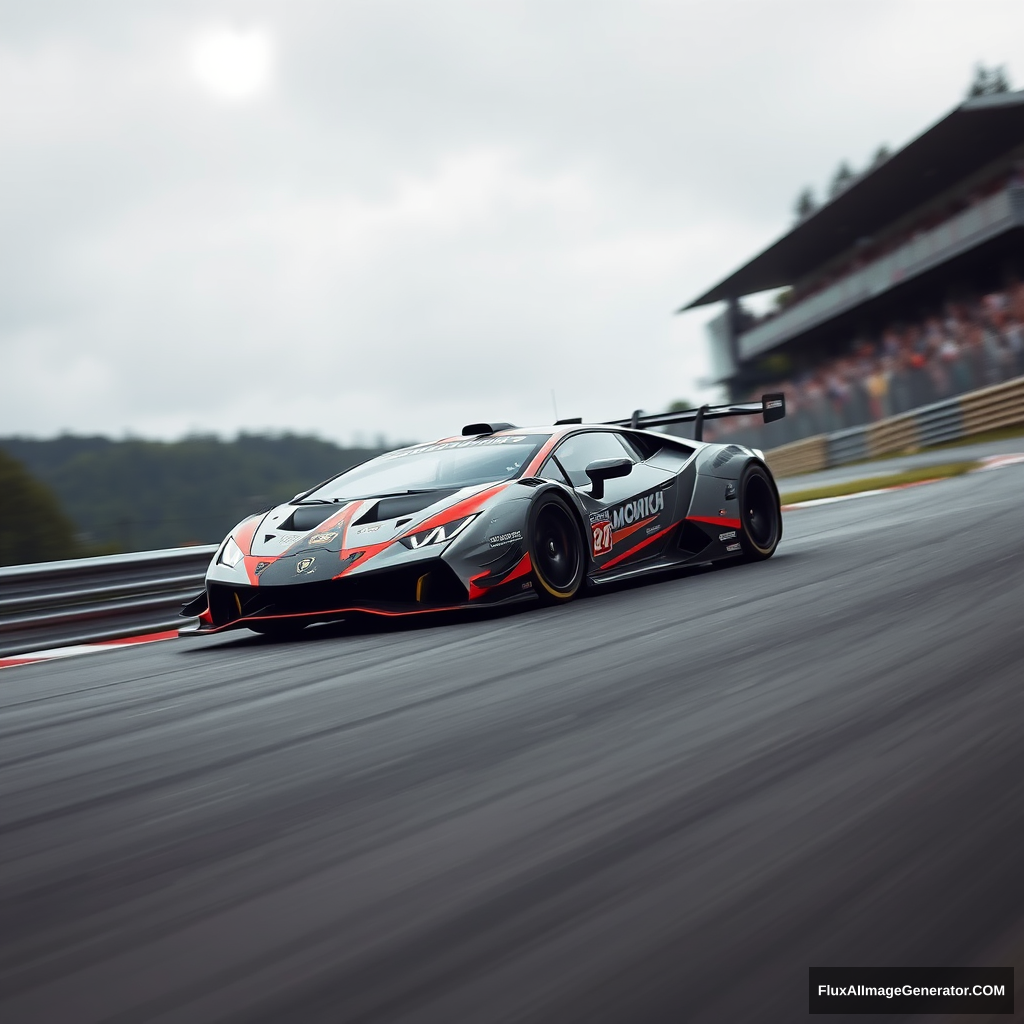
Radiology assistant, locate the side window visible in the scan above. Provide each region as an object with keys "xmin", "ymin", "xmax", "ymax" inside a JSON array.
[
  {"xmin": 553, "ymin": 432, "xmax": 636, "ymax": 489},
  {"xmin": 538, "ymin": 457, "xmax": 571, "ymax": 485}
]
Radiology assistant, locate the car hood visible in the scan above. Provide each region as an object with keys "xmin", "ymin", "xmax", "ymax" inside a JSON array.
[{"xmin": 245, "ymin": 481, "xmax": 506, "ymax": 560}]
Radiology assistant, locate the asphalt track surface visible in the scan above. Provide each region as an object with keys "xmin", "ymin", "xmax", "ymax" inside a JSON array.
[{"xmin": 2, "ymin": 467, "xmax": 1022, "ymax": 1023}]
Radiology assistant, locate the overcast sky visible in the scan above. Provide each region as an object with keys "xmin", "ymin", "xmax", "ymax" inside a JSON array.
[{"xmin": 1, "ymin": 1, "xmax": 1020, "ymax": 446}]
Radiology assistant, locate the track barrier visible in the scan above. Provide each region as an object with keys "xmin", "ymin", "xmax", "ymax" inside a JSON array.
[
  {"xmin": 765, "ymin": 373, "xmax": 1024, "ymax": 477},
  {"xmin": 0, "ymin": 546, "xmax": 216, "ymax": 658}
]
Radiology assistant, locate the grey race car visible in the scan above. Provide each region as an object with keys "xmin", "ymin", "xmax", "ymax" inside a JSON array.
[{"xmin": 180, "ymin": 395, "xmax": 786, "ymax": 636}]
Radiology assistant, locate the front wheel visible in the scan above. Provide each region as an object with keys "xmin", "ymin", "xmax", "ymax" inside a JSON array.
[
  {"xmin": 528, "ymin": 495, "xmax": 584, "ymax": 603},
  {"xmin": 739, "ymin": 464, "xmax": 781, "ymax": 561}
]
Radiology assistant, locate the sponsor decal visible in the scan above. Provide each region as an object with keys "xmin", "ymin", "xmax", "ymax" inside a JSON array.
[
  {"xmin": 296, "ymin": 557, "xmax": 316, "ymax": 574},
  {"xmin": 309, "ymin": 531, "xmax": 338, "ymax": 545},
  {"xmin": 765, "ymin": 399, "xmax": 783, "ymax": 409},
  {"xmin": 726, "ymin": 542, "xmax": 742, "ymax": 552},
  {"xmin": 718, "ymin": 530, "xmax": 737, "ymax": 541},
  {"xmin": 602, "ymin": 489, "xmax": 665, "ymax": 531},
  {"xmin": 254, "ymin": 561, "xmax": 270, "ymax": 576},
  {"xmin": 591, "ymin": 519, "xmax": 613, "ymax": 557},
  {"xmin": 279, "ymin": 535, "xmax": 296, "ymax": 545},
  {"xmin": 488, "ymin": 529, "xmax": 523, "ymax": 548},
  {"xmin": 521, "ymin": 581, "xmax": 533, "ymax": 589},
  {"xmin": 355, "ymin": 524, "xmax": 381, "ymax": 534},
  {"xmin": 646, "ymin": 524, "xmax": 660, "ymax": 536}
]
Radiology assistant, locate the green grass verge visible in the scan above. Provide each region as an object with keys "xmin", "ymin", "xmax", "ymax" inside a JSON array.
[{"xmin": 780, "ymin": 461, "xmax": 977, "ymax": 505}]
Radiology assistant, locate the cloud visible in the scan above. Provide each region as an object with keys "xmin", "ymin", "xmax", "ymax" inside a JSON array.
[
  {"xmin": 191, "ymin": 25, "xmax": 274, "ymax": 102},
  {"xmin": 1, "ymin": 0, "xmax": 1021, "ymax": 444}
]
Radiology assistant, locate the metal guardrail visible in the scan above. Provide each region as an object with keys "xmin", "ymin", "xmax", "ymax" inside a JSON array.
[
  {"xmin": 0, "ymin": 546, "xmax": 216, "ymax": 658},
  {"xmin": 766, "ymin": 373, "xmax": 1024, "ymax": 477},
  {"xmin": 915, "ymin": 398, "xmax": 964, "ymax": 447},
  {"xmin": 827, "ymin": 427, "xmax": 869, "ymax": 466}
]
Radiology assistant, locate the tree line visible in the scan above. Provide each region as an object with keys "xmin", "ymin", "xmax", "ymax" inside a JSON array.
[{"xmin": 0, "ymin": 433, "xmax": 393, "ymax": 565}]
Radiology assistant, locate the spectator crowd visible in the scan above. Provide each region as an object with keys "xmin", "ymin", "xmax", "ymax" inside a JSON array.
[{"xmin": 710, "ymin": 280, "xmax": 1024, "ymax": 446}]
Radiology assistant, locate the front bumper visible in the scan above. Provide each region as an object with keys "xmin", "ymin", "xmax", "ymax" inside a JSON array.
[{"xmin": 180, "ymin": 557, "xmax": 533, "ymax": 635}]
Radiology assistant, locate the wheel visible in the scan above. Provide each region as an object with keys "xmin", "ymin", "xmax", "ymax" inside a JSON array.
[
  {"xmin": 528, "ymin": 494, "xmax": 584, "ymax": 603},
  {"xmin": 738, "ymin": 464, "xmax": 781, "ymax": 561},
  {"xmin": 249, "ymin": 619, "xmax": 307, "ymax": 638}
]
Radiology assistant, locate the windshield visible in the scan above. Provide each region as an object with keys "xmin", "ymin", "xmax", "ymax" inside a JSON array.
[{"xmin": 303, "ymin": 434, "xmax": 548, "ymax": 501}]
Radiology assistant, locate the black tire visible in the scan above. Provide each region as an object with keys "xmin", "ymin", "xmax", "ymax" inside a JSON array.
[
  {"xmin": 738, "ymin": 464, "xmax": 781, "ymax": 561},
  {"xmin": 528, "ymin": 494, "xmax": 584, "ymax": 603}
]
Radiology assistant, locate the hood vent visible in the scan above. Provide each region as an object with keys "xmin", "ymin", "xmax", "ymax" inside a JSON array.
[
  {"xmin": 354, "ymin": 488, "xmax": 460, "ymax": 525},
  {"xmin": 278, "ymin": 503, "xmax": 346, "ymax": 533}
]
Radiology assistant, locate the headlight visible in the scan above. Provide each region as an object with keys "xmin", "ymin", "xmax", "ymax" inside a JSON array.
[
  {"xmin": 400, "ymin": 514, "xmax": 477, "ymax": 550},
  {"xmin": 218, "ymin": 536, "xmax": 245, "ymax": 567}
]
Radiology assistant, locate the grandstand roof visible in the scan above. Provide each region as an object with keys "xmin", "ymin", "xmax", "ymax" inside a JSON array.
[{"xmin": 681, "ymin": 90, "xmax": 1024, "ymax": 310}]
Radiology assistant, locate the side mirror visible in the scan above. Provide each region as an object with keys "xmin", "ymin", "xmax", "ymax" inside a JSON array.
[{"xmin": 585, "ymin": 457, "xmax": 632, "ymax": 499}]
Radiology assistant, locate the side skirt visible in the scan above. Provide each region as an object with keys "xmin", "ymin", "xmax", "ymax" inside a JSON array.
[{"xmin": 586, "ymin": 552, "xmax": 727, "ymax": 588}]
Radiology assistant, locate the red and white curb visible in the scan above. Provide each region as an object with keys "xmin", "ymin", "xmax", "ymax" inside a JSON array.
[
  {"xmin": 972, "ymin": 452, "xmax": 1024, "ymax": 471},
  {"xmin": 782, "ymin": 452, "xmax": 1024, "ymax": 511},
  {"xmin": 0, "ymin": 630, "xmax": 179, "ymax": 671}
]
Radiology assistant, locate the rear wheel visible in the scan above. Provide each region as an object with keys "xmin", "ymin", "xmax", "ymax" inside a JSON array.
[
  {"xmin": 739, "ymin": 464, "xmax": 781, "ymax": 561},
  {"xmin": 528, "ymin": 495, "xmax": 584, "ymax": 603}
]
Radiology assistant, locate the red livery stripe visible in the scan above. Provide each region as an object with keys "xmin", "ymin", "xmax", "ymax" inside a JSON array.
[
  {"xmin": 601, "ymin": 521, "xmax": 677, "ymax": 569},
  {"xmin": 402, "ymin": 482, "xmax": 509, "ymax": 538},
  {"xmin": 687, "ymin": 515, "xmax": 742, "ymax": 530},
  {"xmin": 469, "ymin": 551, "xmax": 532, "ymax": 599}
]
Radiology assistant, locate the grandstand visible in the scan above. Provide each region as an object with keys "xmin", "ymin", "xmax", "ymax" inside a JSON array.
[{"xmin": 682, "ymin": 90, "xmax": 1024, "ymax": 448}]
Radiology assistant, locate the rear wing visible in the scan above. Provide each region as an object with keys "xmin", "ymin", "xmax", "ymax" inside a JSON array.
[{"xmin": 605, "ymin": 393, "xmax": 785, "ymax": 442}]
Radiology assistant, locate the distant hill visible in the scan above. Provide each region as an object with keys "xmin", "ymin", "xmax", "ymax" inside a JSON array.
[
  {"xmin": 0, "ymin": 434, "xmax": 394, "ymax": 555},
  {"xmin": 0, "ymin": 448, "xmax": 81, "ymax": 566}
]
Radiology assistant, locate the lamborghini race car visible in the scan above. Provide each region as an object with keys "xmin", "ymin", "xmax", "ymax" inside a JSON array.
[{"xmin": 180, "ymin": 395, "xmax": 786, "ymax": 636}]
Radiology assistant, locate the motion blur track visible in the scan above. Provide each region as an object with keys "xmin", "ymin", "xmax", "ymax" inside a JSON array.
[{"xmin": 1, "ymin": 466, "xmax": 1023, "ymax": 1023}]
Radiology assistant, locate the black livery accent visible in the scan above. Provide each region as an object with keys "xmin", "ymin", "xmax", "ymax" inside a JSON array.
[{"xmin": 462, "ymin": 422, "xmax": 518, "ymax": 436}]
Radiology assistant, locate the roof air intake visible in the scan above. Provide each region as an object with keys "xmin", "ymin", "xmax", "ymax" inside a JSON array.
[{"xmin": 461, "ymin": 422, "xmax": 517, "ymax": 436}]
